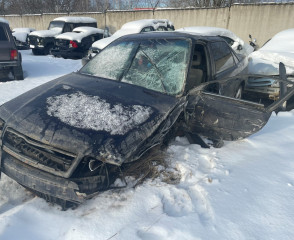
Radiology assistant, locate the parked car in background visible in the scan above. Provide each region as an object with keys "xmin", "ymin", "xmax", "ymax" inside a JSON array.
[
  {"xmin": 246, "ymin": 28, "xmax": 294, "ymax": 109},
  {"xmin": 12, "ymin": 28, "xmax": 35, "ymax": 50},
  {"xmin": 176, "ymin": 26, "xmax": 254, "ymax": 57},
  {"xmin": 1, "ymin": 32, "xmax": 291, "ymax": 208},
  {"xmin": 0, "ymin": 18, "xmax": 23, "ymax": 80},
  {"xmin": 52, "ymin": 27, "xmax": 108, "ymax": 59},
  {"xmin": 82, "ymin": 19, "xmax": 174, "ymax": 65},
  {"xmin": 28, "ymin": 17, "xmax": 97, "ymax": 55}
]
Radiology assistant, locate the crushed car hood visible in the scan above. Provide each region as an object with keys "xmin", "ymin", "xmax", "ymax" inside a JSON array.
[{"xmin": 0, "ymin": 73, "xmax": 182, "ymax": 165}]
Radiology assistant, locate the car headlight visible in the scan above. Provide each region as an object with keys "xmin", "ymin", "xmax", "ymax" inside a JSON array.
[
  {"xmin": 37, "ymin": 38, "xmax": 40, "ymax": 43},
  {"xmin": 0, "ymin": 118, "xmax": 5, "ymax": 136}
]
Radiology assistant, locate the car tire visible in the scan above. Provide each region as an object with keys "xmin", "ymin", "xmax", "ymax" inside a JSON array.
[
  {"xmin": 44, "ymin": 44, "xmax": 54, "ymax": 55},
  {"xmin": 32, "ymin": 48, "xmax": 42, "ymax": 55},
  {"xmin": 235, "ymin": 85, "xmax": 243, "ymax": 99},
  {"xmin": 13, "ymin": 65, "xmax": 24, "ymax": 80}
]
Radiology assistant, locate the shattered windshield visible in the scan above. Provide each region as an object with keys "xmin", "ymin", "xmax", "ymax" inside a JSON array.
[
  {"xmin": 80, "ymin": 38, "xmax": 190, "ymax": 95},
  {"xmin": 48, "ymin": 21, "xmax": 64, "ymax": 30}
]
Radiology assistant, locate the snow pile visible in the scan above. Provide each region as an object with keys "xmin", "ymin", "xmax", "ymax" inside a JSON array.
[{"xmin": 47, "ymin": 91, "xmax": 153, "ymax": 135}]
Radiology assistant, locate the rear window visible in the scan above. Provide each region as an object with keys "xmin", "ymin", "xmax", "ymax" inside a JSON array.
[{"xmin": 0, "ymin": 26, "xmax": 8, "ymax": 41}]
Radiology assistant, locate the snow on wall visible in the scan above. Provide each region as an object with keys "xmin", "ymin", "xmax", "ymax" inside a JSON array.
[
  {"xmin": 46, "ymin": 92, "xmax": 153, "ymax": 135},
  {"xmin": 53, "ymin": 16, "xmax": 97, "ymax": 23}
]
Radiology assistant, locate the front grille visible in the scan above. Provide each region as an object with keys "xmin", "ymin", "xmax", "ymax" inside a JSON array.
[
  {"xmin": 3, "ymin": 129, "xmax": 76, "ymax": 173},
  {"xmin": 29, "ymin": 35, "xmax": 38, "ymax": 45},
  {"xmin": 55, "ymin": 39, "xmax": 69, "ymax": 50}
]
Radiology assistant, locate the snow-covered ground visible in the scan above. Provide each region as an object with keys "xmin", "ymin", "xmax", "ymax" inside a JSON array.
[{"xmin": 1, "ymin": 50, "xmax": 294, "ymax": 240}]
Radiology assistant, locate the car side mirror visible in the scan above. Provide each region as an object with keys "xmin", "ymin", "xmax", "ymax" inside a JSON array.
[{"xmin": 237, "ymin": 44, "xmax": 243, "ymax": 50}]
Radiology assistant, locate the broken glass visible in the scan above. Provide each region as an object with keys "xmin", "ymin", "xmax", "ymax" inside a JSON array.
[{"xmin": 80, "ymin": 38, "xmax": 190, "ymax": 96}]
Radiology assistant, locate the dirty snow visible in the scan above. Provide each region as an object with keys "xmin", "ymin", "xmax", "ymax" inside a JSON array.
[
  {"xmin": 47, "ymin": 91, "xmax": 152, "ymax": 135},
  {"xmin": 0, "ymin": 50, "xmax": 294, "ymax": 240}
]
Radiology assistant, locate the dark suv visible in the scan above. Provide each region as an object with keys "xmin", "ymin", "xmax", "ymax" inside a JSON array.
[
  {"xmin": 0, "ymin": 19, "xmax": 23, "ymax": 80},
  {"xmin": 28, "ymin": 17, "xmax": 97, "ymax": 55}
]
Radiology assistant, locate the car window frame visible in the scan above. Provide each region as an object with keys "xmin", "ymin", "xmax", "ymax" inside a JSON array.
[
  {"xmin": 208, "ymin": 40, "xmax": 237, "ymax": 78},
  {"xmin": 80, "ymin": 37, "xmax": 193, "ymax": 97}
]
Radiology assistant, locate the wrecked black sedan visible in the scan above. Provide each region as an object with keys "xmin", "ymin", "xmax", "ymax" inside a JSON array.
[{"xmin": 0, "ymin": 32, "xmax": 293, "ymax": 207}]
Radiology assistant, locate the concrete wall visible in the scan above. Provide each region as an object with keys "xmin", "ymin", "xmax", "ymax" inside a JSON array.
[
  {"xmin": 2, "ymin": 3, "xmax": 294, "ymax": 45},
  {"xmin": 228, "ymin": 4, "xmax": 294, "ymax": 45}
]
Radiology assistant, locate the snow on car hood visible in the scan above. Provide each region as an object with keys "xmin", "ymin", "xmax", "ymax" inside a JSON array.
[
  {"xmin": 29, "ymin": 28, "xmax": 62, "ymax": 38},
  {"xmin": 248, "ymin": 50, "xmax": 294, "ymax": 75},
  {"xmin": 47, "ymin": 91, "xmax": 153, "ymax": 135},
  {"xmin": 92, "ymin": 36, "xmax": 118, "ymax": 50},
  {"xmin": 12, "ymin": 31, "xmax": 28, "ymax": 42},
  {"xmin": 0, "ymin": 73, "xmax": 179, "ymax": 163},
  {"xmin": 56, "ymin": 27, "xmax": 104, "ymax": 43},
  {"xmin": 248, "ymin": 28, "xmax": 294, "ymax": 75}
]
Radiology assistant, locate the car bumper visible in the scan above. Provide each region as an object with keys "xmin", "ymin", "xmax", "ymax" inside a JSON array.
[
  {"xmin": 16, "ymin": 43, "xmax": 30, "ymax": 50},
  {"xmin": 0, "ymin": 61, "xmax": 18, "ymax": 68},
  {"xmin": 51, "ymin": 48, "xmax": 84, "ymax": 59},
  {"xmin": 30, "ymin": 44, "xmax": 44, "ymax": 49},
  {"xmin": 0, "ymin": 150, "xmax": 106, "ymax": 204}
]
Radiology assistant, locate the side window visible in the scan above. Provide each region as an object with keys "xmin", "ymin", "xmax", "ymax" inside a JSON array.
[
  {"xmin": 140, "ymin": 26, "xmax": 155, "ymax": 33},
  {"xmin": 157, "ymin": 26, "xmax": 167, "ymax": 31},
  {"xmin": 95, "ymin": 33, "xmax": 103, "ymax": 41},
  {"xmin": 210, "ymin": 41, "xmax": 235, "ymax": 74},
  {"xmin": 63, "ymin": 23, "xmax": 74, "ymax": 33},
  {"xmin": 89, "ymin": 23, "xmax": 97, "ymax": 28},
  {"xmin": 220, "ymin": 36, "xmax": 235, "ymax": 46},
  {"xmin": 186, "ymin": 44, "xmax": 208, "ymax": 90},
  {"xmin": 0, "ymin": 26, "xmax": 8, "ymax": 41}
]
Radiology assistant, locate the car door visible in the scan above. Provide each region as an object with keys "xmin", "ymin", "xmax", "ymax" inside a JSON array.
[{"xmin": 185, "ymin": 75, "xmax": 294, "ymax": 142}]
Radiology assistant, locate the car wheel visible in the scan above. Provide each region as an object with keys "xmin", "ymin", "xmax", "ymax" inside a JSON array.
[
  {"xmin": 235, "ymin": 85, "xmax": 243, "ymax": 99},
  {"xmin": 32, "ymin": 48, "xmax": 41, "ymax": 55},
  {"xmin": 13, "ymin": 65, "xmax": 24, "ymax": 80},
  {"xmin": 44, "ymin": 44, "xmax": 54, "ymax": 55}
]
